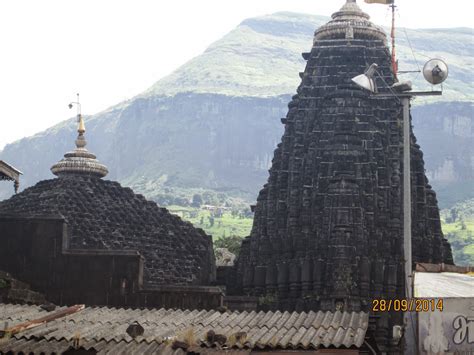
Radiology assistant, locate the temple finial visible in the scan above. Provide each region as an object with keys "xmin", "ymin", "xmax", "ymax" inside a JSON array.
[
  {"xmin": 68, "ymin": 94, "xmax": 87, "ymax": 148},
  {"xmin": 50, "ymin": 94, "xmax": 108, "ymax": 178}
]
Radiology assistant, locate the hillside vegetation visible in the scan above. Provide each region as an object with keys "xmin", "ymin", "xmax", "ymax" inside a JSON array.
[{"xmin": 440, "ymin": 198, "xmax": 474, "ymax": 265}]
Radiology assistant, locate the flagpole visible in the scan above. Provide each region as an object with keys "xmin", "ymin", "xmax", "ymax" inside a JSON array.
[{"xmin": 363, "ymin": 0, "xmax": 398, "ymax": 78}]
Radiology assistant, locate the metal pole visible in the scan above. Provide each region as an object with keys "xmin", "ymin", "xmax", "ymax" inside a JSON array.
[
  {"xmin": 402, "ymin": 96, "xmax": 416, "ymax": 354},
  {"xmin": 402, "ymin": 97, "xmax": 412, "ymax": 299}
]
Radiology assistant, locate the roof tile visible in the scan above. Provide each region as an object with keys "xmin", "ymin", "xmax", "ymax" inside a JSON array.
[
  {"xmin": 263, "ymin": 310, "xmax": 282, "ymax": 328},
  {"xmin": 299, "ymin": 327, "xmax": 317, "ymax": 348},
  {"xmin": 0, "ymin": 303, "xmax": 368, "ymax": 354}
]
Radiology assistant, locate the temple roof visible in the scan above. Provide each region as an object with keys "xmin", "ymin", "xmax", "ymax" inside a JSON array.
[
  {"xmin": 0, "ymin": 175, "xmax": 215, "ymax": 286},
  {"xmin": 0, "ymin": 103, "xmax": 215, "ymax": 286}
]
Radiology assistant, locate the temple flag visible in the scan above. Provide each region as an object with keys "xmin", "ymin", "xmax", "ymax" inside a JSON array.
[{"xmin": 364, "ymin": 0, "xmax": 394, "ymax": 4}]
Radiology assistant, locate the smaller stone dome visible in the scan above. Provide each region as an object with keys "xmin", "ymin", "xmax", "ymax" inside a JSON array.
[{"xmin": 1, "ymin": 101, "xmax": 216, "ymax": 286}]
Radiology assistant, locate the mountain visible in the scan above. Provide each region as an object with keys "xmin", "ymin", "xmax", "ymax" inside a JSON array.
[{"xmin": 1, "ymin": 12, "xmax": 473, "ymax": 209}]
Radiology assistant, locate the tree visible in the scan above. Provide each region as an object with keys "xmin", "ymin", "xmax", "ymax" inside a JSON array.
[
  {"xmin": 191, "ymin": 194, "xmax": 203, "ymax": 208},
  {"xmin": 214, "ymin": 235, "xmax": 245, "ymax": 256}
]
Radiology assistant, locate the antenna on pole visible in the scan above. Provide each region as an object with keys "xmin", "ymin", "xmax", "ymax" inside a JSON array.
[
  {"xmin": 68, "ymin": 93, "xmax": 85, "ymax": 135},
  {"xmin": 69, "ymin": 93, "xmax": 82, "ymax": 121}
]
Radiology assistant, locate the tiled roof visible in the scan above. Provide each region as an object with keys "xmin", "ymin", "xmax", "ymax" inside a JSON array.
[{"xmin": 0, "ymin": 303, "xmax": 368, "ymax": 354}]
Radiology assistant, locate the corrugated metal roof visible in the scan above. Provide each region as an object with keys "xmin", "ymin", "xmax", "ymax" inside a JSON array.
[
  {"xmin": 0, "ymin": 303, "xmax": 368, "ymax": 354},
  {"xmin": 414, "ymin": 271, "xmax": 474, "ymax": 297}
]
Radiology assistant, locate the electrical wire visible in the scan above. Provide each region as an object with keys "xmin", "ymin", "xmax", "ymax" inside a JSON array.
[{"xmin": 396, "ymin": 9, "xmax": 423, "ymax": 80}]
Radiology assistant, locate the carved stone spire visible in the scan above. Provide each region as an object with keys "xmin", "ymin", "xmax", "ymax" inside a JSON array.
[
  {"xmin": 51, "ymin": 95, "xmax": 108, "ymax": 178},
  {"xmin": 231, "ymin": 0, "xmax": 453, "ymax": 322}
]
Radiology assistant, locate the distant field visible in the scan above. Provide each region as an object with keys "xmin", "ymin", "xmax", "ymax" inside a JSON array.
[
  {"xmin": 167, "ymin": 205, "xmax": 253, "ymax": 239},
  {"xmin": 441, "ymin": 218, "xmax": 474, "ymax": 266}
]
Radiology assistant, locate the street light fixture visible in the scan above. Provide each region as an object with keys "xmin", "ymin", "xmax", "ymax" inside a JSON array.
[
  {"xmin": 352, "ymin": 63, "xmax": 380, "ymax": 93},
  {"xmin": 351, "ymin": 60, "xmax": 448, "ymax": 300}
]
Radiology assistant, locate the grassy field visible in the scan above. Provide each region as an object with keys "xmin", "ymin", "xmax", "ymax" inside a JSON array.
[
  {"xmin": 440, "ymin": 218, "xmax": 474, "ymax": 266},
  {"xmin": 167, "ymin": 205, "xmax": 253, "ymax": 240}
]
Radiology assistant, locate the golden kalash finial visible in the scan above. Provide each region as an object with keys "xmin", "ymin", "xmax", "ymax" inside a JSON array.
[{"xmin": 50, "ymin": 94, "xmax": 109, "ymax": 178}]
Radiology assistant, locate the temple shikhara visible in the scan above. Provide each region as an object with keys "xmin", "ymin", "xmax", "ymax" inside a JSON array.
[
  {"xmin": 0, "ymin": 1, "xmax": 462, "ymax": 354},
  {"xmin": 229, "ymin": 0, "xmax": 453, "ymax": 308}
]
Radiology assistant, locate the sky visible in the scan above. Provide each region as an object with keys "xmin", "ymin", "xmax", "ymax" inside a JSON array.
[{"xmin": 0, "ymin": 0, "xmax": 472, "ymax": 149}]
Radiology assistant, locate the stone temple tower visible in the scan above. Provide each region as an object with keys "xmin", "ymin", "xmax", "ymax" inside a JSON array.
[{"xmin": 232, "ymin": 0, "xmax": 453, "ymax": 316}]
